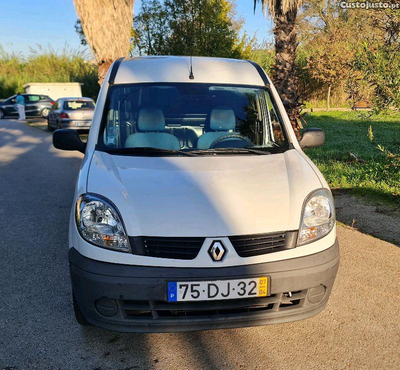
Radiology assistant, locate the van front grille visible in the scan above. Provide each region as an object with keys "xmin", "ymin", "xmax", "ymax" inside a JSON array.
[
  {"xmin": 129, "ymin": 236, "xmax": 205, "ymax": 260},
  {"xmin": 129, "ymin": 232, "xmax": 295, "ymax": 260},
  {"xmin": 229, "ymin": 232, "xmax": 287, "ymax": 257}
]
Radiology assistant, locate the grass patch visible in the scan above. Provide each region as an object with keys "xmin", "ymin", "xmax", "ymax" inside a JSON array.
[
  {"xmin": 0, "ymin": 45, "xmax": 99, "ymax": 100},
  {"xmin": 304, "ymin": 111, "xmax": 400, "ymax": 206}
]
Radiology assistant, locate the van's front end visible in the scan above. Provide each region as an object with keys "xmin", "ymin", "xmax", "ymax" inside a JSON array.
[{"xmin": 59, "ymin": 56, "xmax": 339, "ymax": 333}]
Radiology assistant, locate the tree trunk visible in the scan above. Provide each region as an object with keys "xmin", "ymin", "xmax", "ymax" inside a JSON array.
[
  {"xmin": 273, "ymin": 6, "xmax": 301, "ymax": 138},
  {"xmin": 73, "ymin": 0, "xmax": 134, "ymax": 85},
  {"xmin": 327, "ymin": 84, "xmax": 331, "ymax": 111}
]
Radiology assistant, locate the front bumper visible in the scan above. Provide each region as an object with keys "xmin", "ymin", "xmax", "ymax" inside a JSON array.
[{"xmin": 69, "ymin": 239, "xmax": 339, "ymax": 333}]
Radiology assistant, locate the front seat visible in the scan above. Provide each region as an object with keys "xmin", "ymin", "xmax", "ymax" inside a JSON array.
[
  {"xmin": 197, "ymin": 106, "xmax": 236, "ymax": 149},
  {"xmin": 125, "ymin": 107, "xmax": 180, "ymax": 150}
]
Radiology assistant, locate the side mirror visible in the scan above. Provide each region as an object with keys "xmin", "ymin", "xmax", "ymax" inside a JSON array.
[
  {"xmin": 299, "ymin": 128, "xmax": 325, "ymax": 149},
  {"xmin": 53, "ymin": 129, "xmax": 86, "ymax": 154}
]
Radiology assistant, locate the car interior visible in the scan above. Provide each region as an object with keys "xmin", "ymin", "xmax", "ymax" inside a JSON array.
[{"xmin": 102, "ymin": 84, "xmax": 286, "ymax": 150}]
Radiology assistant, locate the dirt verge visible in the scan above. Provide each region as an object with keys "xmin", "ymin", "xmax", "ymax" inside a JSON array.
[{"xmin": 334, "ymin": 190, "xmax": 400, "ymax": 247}]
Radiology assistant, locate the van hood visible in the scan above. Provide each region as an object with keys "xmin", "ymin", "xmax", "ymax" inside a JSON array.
[{"xmin": 87, "ymin": 150, "xmax": 323, "ymax": 237}]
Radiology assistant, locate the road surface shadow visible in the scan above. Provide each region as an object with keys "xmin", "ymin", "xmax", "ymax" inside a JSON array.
[{"xmin": 333, "ymin": 190, "xmax": 400, "ymax": 247}]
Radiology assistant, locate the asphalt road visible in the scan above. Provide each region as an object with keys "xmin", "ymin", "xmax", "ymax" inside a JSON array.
[{"xmin": 0, "ymin": 119, "xmax": 399, "ymax": 370}]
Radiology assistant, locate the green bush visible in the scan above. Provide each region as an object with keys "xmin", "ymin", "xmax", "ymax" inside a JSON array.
[{"xmin": 0, "ymin": 46, "xmax": 99, "ymax": 100}]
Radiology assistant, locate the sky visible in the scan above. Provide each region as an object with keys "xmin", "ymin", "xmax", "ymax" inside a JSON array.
[{"xmin": 0, "ymin": 0, "xmax": 274, "ymax": 58}]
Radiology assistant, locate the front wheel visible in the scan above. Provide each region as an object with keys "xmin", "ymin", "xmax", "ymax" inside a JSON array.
[
  {"xmin": 41, "ymin": 108, "xmax": 50, "ymax": 118},
  {"xmin": 0, "ymin": 109, "xmax": 4, "ymax": 119},
  {"xmin": 72, "ymin": 292, "xmax": 89, "ymax": 326}
]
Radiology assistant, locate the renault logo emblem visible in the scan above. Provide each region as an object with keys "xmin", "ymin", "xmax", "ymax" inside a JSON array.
[{"xmin": 208, "ymin": 240, "xmax": 227, "ymax": 261}]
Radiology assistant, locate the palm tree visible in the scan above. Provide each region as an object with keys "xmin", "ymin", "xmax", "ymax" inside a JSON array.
[
  {"xmin": 73, "ymin": 0, "xmax": 135, "ymax": 85},
  {"xmin": 254, "ymin": 0, "xmax": 303, "ymax": 137}
]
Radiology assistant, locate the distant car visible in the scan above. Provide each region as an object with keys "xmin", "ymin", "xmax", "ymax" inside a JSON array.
[
  {"xmin": 0, "ymin": 94, "xmax": 54, "ymax": 119},
  {"xmin": 47, "ymin": 97, "xmax": 95, "ymax": 131}
]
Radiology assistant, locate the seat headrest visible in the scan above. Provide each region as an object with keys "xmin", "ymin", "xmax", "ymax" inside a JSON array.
[
  {"xmin": 210, "ymin": 106, "xmax": 236, "ymax": 131},
  {"xmin": 138, "ymin": 108, "xmax": 165, "ymax": 132}
]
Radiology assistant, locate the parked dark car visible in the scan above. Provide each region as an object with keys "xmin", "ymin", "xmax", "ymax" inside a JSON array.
[
  {"xmin": 47, "ymin": 97, "xmax": 95, "ymax": 131},
  {"xmin": 0, "ymin": 94, "xmax": 54, "ymax": 119}
]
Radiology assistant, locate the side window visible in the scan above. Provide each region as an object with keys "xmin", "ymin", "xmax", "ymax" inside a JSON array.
[
  {"xmin": 104, "ymin": 87, "xmax": 143, "ymax": 148},
  {"xmin": 53, "ymin": 100, "xmax": 60, "ymax": 110},
  {"xmin": 28, "ymin": 95, "xmax": 40, "ymax": 102},
  {"xmin": 265, "ymin": 92, "xmax": 286, "ymax": 146}
]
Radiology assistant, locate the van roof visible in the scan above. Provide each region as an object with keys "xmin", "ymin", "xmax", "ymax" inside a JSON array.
[{"xmin": 114, "ymin": 56, "xmax": 267, "ymax": 86}]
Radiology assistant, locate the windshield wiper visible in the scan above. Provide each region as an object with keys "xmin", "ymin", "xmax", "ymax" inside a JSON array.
[
  {"xmin": 104, "ymin": 147, "xmax": 200, "ymax": 157},
  {"xmin": 190, "ymin": 147, "xmax": 272, "ymax": 155}
]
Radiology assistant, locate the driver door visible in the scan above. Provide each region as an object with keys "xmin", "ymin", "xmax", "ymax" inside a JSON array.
[{"xmin": 3, "ymin": 96, "xmax": 17, "ymax": 116}]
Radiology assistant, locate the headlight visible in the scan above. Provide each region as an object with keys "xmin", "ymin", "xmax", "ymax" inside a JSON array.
[
  {"xmin": 75, "ymin": 194, "xmax": 130, "ymax": 253},
  {"xmin": 298, "ymin": 189, "xmax": 335, "ymax": 246}
]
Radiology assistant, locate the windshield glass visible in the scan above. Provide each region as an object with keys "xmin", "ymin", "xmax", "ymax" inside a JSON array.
[
  {"xmin": 64, "ymin": 100, "xmax": 95, "ymax": 110},
  {"xmin": 98, "ymin": 83, "xmax": 288, "ymax": 155}
]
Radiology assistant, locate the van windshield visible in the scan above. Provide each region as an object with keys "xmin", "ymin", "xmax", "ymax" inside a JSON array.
[{"xmin": 98, "ymin": 83, "xmax": 289, "ymax": 155}]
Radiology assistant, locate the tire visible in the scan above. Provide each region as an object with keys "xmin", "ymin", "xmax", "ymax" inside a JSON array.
[
  {"xmin": 41, "ymin": 108, "xmax": 50, "ymax": 118},
  {"xmin": 47, "ymin": 120, "xmax": 55, "ymax": 132},
  {"xmin": 0, "ymin": 109, "xmax": 4, "ymax": 119},
  {"xmin": 72, "ymin": 292, "xmax": 89, "ymax": 326}
]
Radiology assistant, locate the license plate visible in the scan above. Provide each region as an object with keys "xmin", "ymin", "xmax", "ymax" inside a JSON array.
[
  {"xmin": 75, "ymin": 121, "xmax": 90, "ymax": 126},
  {"xmin": 167, "ymin": 277, "xmax": 268, "ymax": 302}
]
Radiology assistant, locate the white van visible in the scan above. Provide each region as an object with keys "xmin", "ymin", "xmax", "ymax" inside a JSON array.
[{"xmin": 53, "ymin": 56, "xmax": 339, "ymax": 333}]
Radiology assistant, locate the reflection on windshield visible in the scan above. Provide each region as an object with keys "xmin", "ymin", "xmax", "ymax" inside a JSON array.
[{"xmin": 99, "ymin": 83, "xmax": 288, "ymax": 155}]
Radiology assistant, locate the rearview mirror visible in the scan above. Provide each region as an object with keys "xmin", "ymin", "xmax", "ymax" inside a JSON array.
[
  {"xmin": 53, "ymin": 129, "xmax": 86, "ymax": 154},
  {"xmin": 299, "ymin": 128, "xmax": 325, "ymax": 149}
]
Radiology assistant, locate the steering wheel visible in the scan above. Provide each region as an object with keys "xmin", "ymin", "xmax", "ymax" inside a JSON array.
[{"xmin": 209, "ymin": 133, "xmax": 252, "ymax": 149}]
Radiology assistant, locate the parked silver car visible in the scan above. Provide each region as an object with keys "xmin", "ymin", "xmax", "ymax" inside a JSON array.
[{"xmin": 47, "ymin": 97, "xmax": 95, "ymax": 131}]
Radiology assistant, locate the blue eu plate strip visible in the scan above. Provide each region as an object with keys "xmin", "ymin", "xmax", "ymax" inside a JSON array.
[{"xmin": 167, "ymin": 282, "xmax": 178, "ymax": 302}]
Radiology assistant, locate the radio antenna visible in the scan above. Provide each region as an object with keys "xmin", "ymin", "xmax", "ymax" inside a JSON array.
[{"xmin": 189, "ymin": 56, "xmax": 194, "ymax": 79}]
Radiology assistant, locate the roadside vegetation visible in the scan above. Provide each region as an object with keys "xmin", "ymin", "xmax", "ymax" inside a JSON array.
[
  {"xmin": 305, "ymin": 111, "xmax": 400, "ymax": 206},
  {"xmin": 0, "ymin": 46, "xmax": 99, "ymax": 100},
  {"xmin": 132, "ymin": 0, "xmax": 253, "ymax": 59}
]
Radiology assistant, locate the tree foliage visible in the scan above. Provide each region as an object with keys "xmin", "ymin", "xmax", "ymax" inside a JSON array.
[
  {"xmin": 74, "ymin": 20, "xmax": 87, "ymax": 46},
  {"xmin": 71, "ymin": 0, "xmax": 400, "ymax": 113},
  {"xmin": 254, "ymin": 0, "xmax": 303, "ymax": 18},
  {"xmin": 354, "ymin": 42, "xmax": 400, "ymax": 113},
  {"xmin": 352, "ymin": 9, "xmax": 400, "ymax": 113},
  {"xmin": 249, "ymin": 41, "xmax": 275, "ymax": 75},
  {"xmin": 298, "ymin": 0, "xmax": 400, "ymax": 113},
  {"xmin": 133, "ymin": 0, "xmax": 253, "ymax": 59},
  {"xmin": 306, "ymin": 29, "xmax": 354, "ymax": 110}
]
